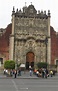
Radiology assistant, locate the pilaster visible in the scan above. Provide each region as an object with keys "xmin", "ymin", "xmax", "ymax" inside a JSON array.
[
  {"xmin": 47, "ymin": 11, "xmax": 51, "ymax": 65},
  {"xmin": 9, "ymin": 7, "xmax": 15, "ymax": 60}
]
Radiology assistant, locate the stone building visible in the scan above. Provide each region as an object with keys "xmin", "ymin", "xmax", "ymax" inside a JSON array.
[
  {"xmin": 0, "ymin": 4, "xmax": 58, "ymax": 70},
  {"xmin": 9, "ymin": 4, "xmax": 51, "ymax": 69}
]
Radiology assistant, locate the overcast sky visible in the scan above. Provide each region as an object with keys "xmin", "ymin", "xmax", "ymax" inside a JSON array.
[{"xmin": 0, "ymin": 0, "xmax": 58, "ymax": 31}]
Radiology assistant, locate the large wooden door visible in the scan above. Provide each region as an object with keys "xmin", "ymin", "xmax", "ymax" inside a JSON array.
[{"xmin": 26, "ymin": 52, "xmax": 34, "ymax": 69}]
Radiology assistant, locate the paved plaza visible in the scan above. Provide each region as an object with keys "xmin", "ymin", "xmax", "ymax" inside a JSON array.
[{"xmin": 0, "ymin": 72, "xmax": 58, "ymax": 91}]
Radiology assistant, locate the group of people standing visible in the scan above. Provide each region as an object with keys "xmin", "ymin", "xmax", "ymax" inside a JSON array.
[
  {"xmin": 3, "ymin": 67, "xmax": 54, "ymax": 78},
  {"xmin": 4, "ymin": 68, "xmax": 22, "ymax": 78},
  {"xmin": 41, "ymin": 68, "xmax": 49, "ymax": 78},
  {"xmin": 34, "ymin": 68, "xmax": 53, "ymax": 78}
]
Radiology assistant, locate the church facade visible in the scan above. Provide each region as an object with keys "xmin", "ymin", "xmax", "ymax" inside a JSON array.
[
  {"xmin": 9, "ymin": 4, "xmax": 51, "ymax": 69},
  {"xmin": 0, "ymin": 4, "xmax": 58, "ymax": 70}
]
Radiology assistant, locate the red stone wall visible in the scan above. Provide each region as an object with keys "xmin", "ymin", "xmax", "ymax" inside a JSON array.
[
  {"xmin": 0, "ymin": 24, "xmax": 12, "ymax": 60},
  {"xmin": 50, "ymin": 26, "xmax": 58, "ymax": 65}
]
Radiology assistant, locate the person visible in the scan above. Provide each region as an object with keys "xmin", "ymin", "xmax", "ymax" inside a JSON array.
[
  {"xmin": 18, "ymin": 68, "xmax": 21, "ymax": 76},
  {"xmin": 34, "ymin": 69, "xmax": 37, "ymax": 75},
  {"xmin": 29, "ymin": 65, "xmax": 31, "ymax": 70},
  {"xmin": 4, "ymin": 69, "xmax": 6, "ymax": 75},
  {"xmin": 44, "ymin": 69, "xmax": 47, "ymax": 78},
  {"xmin": 29, "ymin": 69, "xmax": 32, "ymax": 76},
  {"xmin": 42, "ymin": 68, "xmax": 45, "ymax": 78},
  {"xmin": 36, "ymin": 70, "xmax": 39, "ymax": 77},
  {"xmin": 14, "ymin": 70, "xmax": 17, "ymax": 78},
  {"xmin": 45, "ymin": 69, "xmax": 49, "ymax": 77},
  {"xmin": 10, "ymin": 69, "xmax": 13, "ymax": 76},
  {"xmin": 5, "ymin": 69, "xmax": 8, "ymax": 76},
  {"xmin": 50, "ymin": 70, "xmax": 53, "ymax": 77}
]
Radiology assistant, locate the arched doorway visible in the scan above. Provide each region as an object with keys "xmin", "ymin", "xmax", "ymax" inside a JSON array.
[{"xmin": 26, "ymin": 52, "xmax": 34, "ymax": 70}]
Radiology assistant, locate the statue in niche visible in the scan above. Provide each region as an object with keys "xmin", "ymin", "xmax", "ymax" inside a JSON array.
[{"xmin": 29, "ymin": 41, "xmax": 32, "ymax": 47}]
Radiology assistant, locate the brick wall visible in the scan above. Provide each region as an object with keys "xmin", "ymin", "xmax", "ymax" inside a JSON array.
[
  {"xmin": 50, "ymin": 26, "xmax": 58, "ymax": 64},
  {"xmin": 0, "ymin": 24, "xmax": 12, "ymax": 60}
]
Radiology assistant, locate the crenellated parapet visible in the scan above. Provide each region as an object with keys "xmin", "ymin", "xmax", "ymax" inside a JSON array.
[{"xmin": 12, "ymin": 4, "xmax": 50, "ymax": 19}]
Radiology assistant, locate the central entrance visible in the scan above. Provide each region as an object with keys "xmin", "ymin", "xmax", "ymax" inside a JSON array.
[{"xmin": 26, "ymin": 52, "xmax": 34, "ymax": 70}]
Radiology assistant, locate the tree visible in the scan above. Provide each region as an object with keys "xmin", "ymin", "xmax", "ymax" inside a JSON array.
[
  {"xmin": 37, "ymin": 62, "xmax": 48, "ymax": 69},
  {"xmin": 4, "ymin": 60, "xmax": 15, "ymax": 69}
]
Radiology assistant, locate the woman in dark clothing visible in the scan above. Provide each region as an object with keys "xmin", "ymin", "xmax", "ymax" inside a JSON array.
[{"xmin": 14, "ymin": 70, "xmax": 17, "ymax": 78}]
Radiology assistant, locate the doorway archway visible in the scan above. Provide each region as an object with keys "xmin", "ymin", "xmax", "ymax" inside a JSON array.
[{"xmin": 26, "ymin": 52, "xmax": 35, "ymax": 70}]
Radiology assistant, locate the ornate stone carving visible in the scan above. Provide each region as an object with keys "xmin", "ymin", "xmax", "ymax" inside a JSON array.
[{"xmin": 13, "ymin": 5, "xmax": 48, "ymax": 64}]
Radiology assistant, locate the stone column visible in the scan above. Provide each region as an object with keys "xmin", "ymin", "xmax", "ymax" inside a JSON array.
[
  {"xmin": 9, "ymin": 7, "xmax": 15, "ymax": 60},
  {"xmin": 47, "ymin": 10, "xmax": 51, "ymax": 65}
]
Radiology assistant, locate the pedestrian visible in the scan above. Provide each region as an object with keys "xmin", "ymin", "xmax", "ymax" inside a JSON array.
[
  {"xmin": 18, "ymin": 68, "xmax": 21, "ymax": 76},
  {"xmin": 29, "ymin": 69, "xmax": 32, "ymax": 76},
  {"xmin": 5, "ymin": 69, "xmax": 8, "ymax": 76},
  {"xmin": 14, "ymin": 70, "xmax": 17, "ymax": 78},
  {"xmin": 4, "ymin": 69, "xmax": 6, "ymax": 75},
  {"xmin": 44, "ymin": 69, "xmax": 47, "ymax": 78},
  {"xmin": 42, "ymin": 68, "xmax": 45, "ymax": 78},
  {"xmin": 36, "ymin": 70, "xmax": 39, "ymax": 77},
  {"xmin": 10, "ymin": 69, "xmax": 13, "ymax": 76},
  {"xmin": 50, "ymin": 70, "xmax": 53, "ymax": 77}
]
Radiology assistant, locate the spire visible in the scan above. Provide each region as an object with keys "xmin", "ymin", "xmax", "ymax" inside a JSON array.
[
  {"xmin": 23, "ymin": 2, "xmax": 27, "ymax": 13},
  {"xmin": 48, "ymin": 10, "xmax": 50, "ymax": 17},
  {"xmin": 13, "ymin": 6, "xmax": 15, "ymax": 11},
  {"xmin": 25, "ymin": 2, "xmax": 26, "ymax": 6},
  {"xmin": 12, "ymin": 6, "xmax": 15, "ymax": 14},
  {"xmin": 31, "ymin": 2, "xmax": 32, "ymax": 5}
]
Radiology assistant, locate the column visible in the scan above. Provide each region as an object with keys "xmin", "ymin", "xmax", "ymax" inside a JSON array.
[
  {"xmin": 9, "ymin": 7, "xmax": 15, "ymax": 60},
  {"xmin": 47, "ymin": 10, "xmax": 51, "ymax": 65}
]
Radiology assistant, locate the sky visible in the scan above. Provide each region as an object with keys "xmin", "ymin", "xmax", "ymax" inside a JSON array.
[{"xmin": 0, "ymin": 0, "xmax": 58, "ymax": 31}]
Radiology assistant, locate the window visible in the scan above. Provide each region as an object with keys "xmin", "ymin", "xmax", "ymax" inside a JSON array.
[
  {"xmin": 0, "ymin": 58, "xmax": 3, "ymax": 64},
  {"xmin": 56, "ymin": 60, "xmax": 58, "ymax": 65}
]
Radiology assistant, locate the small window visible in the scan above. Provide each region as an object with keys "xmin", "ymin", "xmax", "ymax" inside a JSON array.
[{"xmin": 0, "ymin": 58, "xmax": 3, "ymax": 64}]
